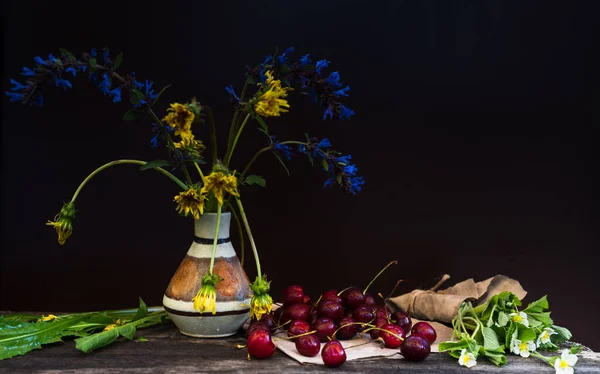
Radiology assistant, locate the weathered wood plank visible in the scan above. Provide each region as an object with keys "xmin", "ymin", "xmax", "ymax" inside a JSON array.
[{"xmin": 1, "ymin": 324, "xmax": 599, "ymax": 373}]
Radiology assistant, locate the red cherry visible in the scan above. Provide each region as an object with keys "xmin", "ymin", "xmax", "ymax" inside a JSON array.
[
  {"xmin": 322, "ymin": 290, "xmax": 343, "ymax": 304},
  {"xmin": 259, "ymin": 313, "xmax": 278, "ymax": 334},
  {"xmin": 380, "ymin": 324, "xmax": 405, "ymax": 349},
  {"xmin": 321, "ymin": 340, "xmax": 347, "ymax": 367},
  {"xmin": 247, "ymin": 329, "xmax": 275, "ymax": 359},
  {"xmin": 411, "ymin": 322, "xmax": 437, "ymax": 345},
  {"xmin": 282, "ymin": 303, "xmax": 311, "ymax": 323},
  {"xmin": 390, "ymin": 311, "xmax": 412, "ymax": 335},
  {"xmin": 369, "ymin": 317, "xmax": 388, "ymax": 340},
  {"xmin": 364, "ymin": 293, "xmax": 375, "ymax": 305},
  {"xmin": 341, "ymin": 287, "xmax": 366, "ymax": 310},
  {"xmin": 400, "ymin": 335, "xmax": 431, "ymax": 361},
  {"xmin": 246, "ymin": 321, "xmax": 269, "ymax": 339},
  {"xmin": 282, "ymin": 285, "xmax": 305, "ymax": 305},
  {"xmin": 295, "ymin": 334, "xmax": 321, "ymax": 357},
  {"xmin": 352, "ymin": 303, "xmax": 376, "ymax": 323},
  {"xmin": 313, "ymin": 317, "xmax": 337, "ymax": 342},
  {"xmin": 316, "ymin": 300, "xmax": 344, "ymax": 322},
  {"xmin": 336, "ymin": 316, "xmax": 358, "ymax": 340},
  {"xmin": 288, "ymin": 320, "xmax": 310, "ymax": 339}
]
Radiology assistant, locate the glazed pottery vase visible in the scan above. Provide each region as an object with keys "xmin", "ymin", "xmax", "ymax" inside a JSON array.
[{"xmin": 163, "ymin": 212, "xmax": 251, "ymax": 337}]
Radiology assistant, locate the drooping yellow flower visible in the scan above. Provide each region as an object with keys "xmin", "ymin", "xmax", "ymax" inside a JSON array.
[
  {"xmin": 174, "ymin": 187, "xmax": 206, "ymax": 219},
  {"xmin": 249, "ymin": 276, "xmax": 273, "ymax": 321},
  {"xmin": 37, "ymin": 314, "xmax": 60, "ymax": 323},
  {"xmin": 193, "ymin": 274, "xmax": 220, "ymax": 314},
  {"xmin": 104, "ymin": 324, "xmax": 117, "ymax": 331},
  {"xmin": 46, "ymin": 202, "xmax": 76, "ymax": 245},
  {"xmin": 174, "ymin": 132, "xmax": 205, "ymax": 155},
  {"xmin": 254, "ymin": 70, "xmax": 293, "ymax": 117},
  {"xmin": 162, "ymin": 103, "xmax": 195, "ymax": 137},
  {"xmin": 201, "ymin": 171, "xmax": 239, "ymax": 206}
]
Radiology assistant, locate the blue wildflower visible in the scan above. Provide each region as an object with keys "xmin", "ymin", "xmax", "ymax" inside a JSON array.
[
  {"xmin": 47, "ymin": 53, "xmax": 56, "ymax": 62},
  {"xmin": 317, "ymin": 138, "xmax": 332, "ymax": 149},
  {"xmin": 277, "ymin": 47, "xmax": 294, "ymax": 64},
  {"xmin": 90, "ymin": 48, "xmax": 97, "ymax": 57},
  {"xmin": 10, "ymin": 79, "xmax": 28, "ymax": 91},
  {"xmin": 5, "ymin": 92, "xmax": 24, "ymax": 102},
  {"xmin": 315, "ymin": 59, "xmax": 330, "ymax": 74},
  {"xmin": 324, "ymin": 176, "xmax": 335, "ymax": 188},
  {"xmin": 299, "ymin": 54, "xmax": 311, "ymax": 67},
  {"xmin": 21, "ymin": 67, "xmax": 35, "ymax": 76},
  {"xmin": 53, "ymin": 76, "xmax": 72, "ymax": 90},
  {"xmin": 109, "ymin": 87, "xmax": 122, "ymax": 103},
  {"xmin": 150, "ymin": 132, "xmax": 160, "ymax": 148},
  {"xmin": 34, "ymin": 56, "xmax": 47, "ymax": 65},
  {"xmin": 259, "ymin": 68, "xmax": 267, "ymax": 84},
  {"xmin": 32, "ymin": 93, "xmax": 44, "ymax": 107},
  {"xmin": 339, "ymin": 104, "xmax": 354, "ymax": 120},
  {"xmin": 325, "ymin": 72, "xmax": 342, "ymax": 88},
  {"xmin": 333, "ymin": 86, "xmax": 350, "ymax": 97},
  {"xmin": 103, "ymin": 48, "xmax": 109, "ymax": 62},
  {"xmin": 65, "ymin": 67, "xmax": 77, "ymax": 76},
  {"xmin": 98, "ymin": 74, "xmax": 111, "ymax": 94},
  {"xmin": 347, "ymin": 176, "xmax": 365, "ymax": 194},
  {"xmin": 133, "ymin": 79, "xmax": 158, "ymax": 107},
  {"xmin": 343, "ymin": 164, "xmax": 358, "ymax": 176},
  {"xmin": 262, "ymin": 55, "xmax": 273, "ymax": 65},
  {"xmin": 323, "ymin": 106, "xmax": 334, "ymax": 120},
  {"xmin": 225, "ymin": 84, "xmax": 240, "ymax": 102},
  {"xmin": 335, "ymin": 154, "xmax": 352, "ymax": 165},
  {"xmin": 271, "ymin": 136, "xmax": 294, "ymax": 160}
]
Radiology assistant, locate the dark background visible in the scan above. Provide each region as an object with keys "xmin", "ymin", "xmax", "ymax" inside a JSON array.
[{"xmin": 2, "ymin": 1, "xmax": 599, "ymax": 350}]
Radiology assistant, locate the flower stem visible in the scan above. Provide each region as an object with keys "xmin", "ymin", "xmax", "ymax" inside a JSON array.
[
  {"xmin": 194, "ymin": 162, "xmax": 205, "ymax": 182},
  {"xmin": 71, "ymin": 159, "xmax": 187, "ymax": 202},
  {"xmin": 208, "ymin": 205, "xmax": 222, "ymax": 274},
  {"xmin": 235, "ymin": 197, "xmax": 261, "ymax": 281},
  {"xmin": 225, "ymin": 113, "xmax": 251, "ymax": 167},
  {"xmin": 227, "ymin": 202, "xmax": 246, "ymax": 266},
  {"xmin": 240, "ymin": 146, "xmax": 270, "ymax": 180}
]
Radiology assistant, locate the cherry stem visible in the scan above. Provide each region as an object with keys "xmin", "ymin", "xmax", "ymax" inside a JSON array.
[
  {"xmin": 337, "ymin": 286, "xmax": 354, "ymax": 297},
  {"xmin": 332, "ymin": 322, "xmax": 374, "ymax": 339},
  {"xmin": 363, "ymin": 261, "xmax": 398, "ymax": 295},
  {"xmin": 310, "ymin": 295, "xmax": 322, "ymax": 314},
  {"xmin": 429, "ymin": 274, "xmax": 451, "ymax": 292},
  {"xmin": 361, "ymin": 327, "xmax": 405, "ymax": 341},
  {"xmin": 345, "ymin": 340, "xmax": 379, "ymax": 350},
  {"xmin": 274, "ymin": 330, "xmax": 317, "ymax": 341}
]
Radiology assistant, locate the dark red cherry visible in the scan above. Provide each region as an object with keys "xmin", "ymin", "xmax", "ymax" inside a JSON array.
[
  {"xmin": 247, "ymin": 329, "xmax": 275, "ymax": 359},
  {"xmin": 259, "ymin": 313, "xmax": 278, "ymax": 334},
  {"xmin": 295, "ymin": 333, "xmax": 321, "ymax": 357},
  {"xmin": 352, "ymin": 303, "xmax": 376, "ymax": 323},
  {"xmin": 375, "ymin": 305, "xmax": 392, "ymax": 320},
  {"xmin": 390, "ymin": 311, "xmax": 412, "ymax": 335},
  {"xmin": 380, "ymin": 324, "xmax": 405, "ymax": 349},
  {"xmin": 411, "ymin": 322, "xmax": 437, "ymax": 345},
  {"xmin": 316, "ymin": 300, "xmax": 344, "ymax": 322},
  {"xmin": 369, "ymin": 317, "xmax": 388, "ymax": 340},
  {"xmin": 322, "ymin": 290, "xmax": 343, "ymax": 304},
  {"xmin": 313, "ymin": 317, "xmax": 337, "ymax": 342},
  {"xmin": 246, "ymin": 321, "xmax": 269, "ymax": 339},
  {"xmin": 288, "ymin": 320, "xmax": 310, "ymax": 339},
  {"xmin": 400, "ymin": 335, "xmax": 431, "ymax": 361},
  {"xmin": 273, "ymin": 307, "xmax": 284, "ymax": 325},
  {"xmin": 364, "ymin": 293, "xmax": 375, "ymax": 305},
  {"xmin": 283, "ymin": 303, "xmax": 310, "ymax": 323},
  {"xmin": 321, "ymin": 340, "xmax": 347, "ymax": 367},
  {"xmin": 283, "ymin": 285, "xmax": 305, "ymax": 305},
  {"xmin": 336, "ymin": 317, "xmax": 358, "ymax": 340},
  {"xmin": 341, "ymin": 287, "xmax": 366, "ymax": 310}
]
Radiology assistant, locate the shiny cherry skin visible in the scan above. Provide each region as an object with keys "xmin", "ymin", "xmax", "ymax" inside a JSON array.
[
  {"xmin": 391, "ymin": 311, "xmax": 412, "ymax": 335},
  {"xmin": 364, "ymin": 293, "xmax": 375, "ymax": 305},
  {"xmin": 321, "ymin": 340, "xmax": 347, "ymax": 367},
  {"xmin": 336, "ymin": 316, "xmax": 358, "ymax": 340},
  {"xmin": 288, "ymin": 320, "xmax": 310, "ymax": 339},
  {"xmin": 341, "ymin": 287, "xmax": 366, "ymax": 310},
  {"xmin": 283, "ymin": 285, "xmax": 305, "ymax": 305},
  {"xmin": 259, "ymin": 313, "xmax": 278, "ymax": 334},
  {"xmin": 400, "ymin": 335, "xmax": 431, "ymax": 361},
  {"xmin": 247, "ymin": 329, "xmax": 276, "ymax": 359},
  {"xmin": 283, "ymin": 303, "xmax": 311, "ymax": 323},
  {"xmin": 295, "ymin": 334, "xmax": 321, "ymax": 357},
  {"xmin": 352, "ymin": 303, "xmax": 376, "ymax": 323},
  {"xmin": 322, "ymin": 290, "xmax": 343, "ymax": 304},
  {"xmin": 375, "ymin": 305, "xmax": 392, "ymax": 319},
  {"xmin": 246, "ymin": 321, "xmax": 269, "ymax": 339},
  {"xmin": 411, "ymin": 322, "xmax": 437, "ymax": 345},
  {"xmin": 316, "ymin": 300, "xmax": 344, "ymax": 322},
  {"xmin": 380, "ymin": 324, "xmax": 405, "ymax": 349},
  {"xmin": 369, "ymin": 317, "xmax": 388, "ymax": 340},
  {"xmin": 313, "ymin": 317, "xmax": 337, "ymax": 342}
]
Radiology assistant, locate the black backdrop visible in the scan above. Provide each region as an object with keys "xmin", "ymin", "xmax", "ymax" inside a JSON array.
[{"xmin": 2, "ymin": 1, "xmax": 599, "ymax": 350}]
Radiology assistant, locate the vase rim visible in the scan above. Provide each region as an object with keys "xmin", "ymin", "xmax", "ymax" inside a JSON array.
[{"xmin": 197, "ymin": 211, "xmax": 231, "ymax": 217}]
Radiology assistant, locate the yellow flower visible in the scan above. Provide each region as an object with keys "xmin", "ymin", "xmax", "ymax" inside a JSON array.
[
  {"xmin": 104, "ymin": 324, "xmax": 117, "ymax": 331},
  {"xmin": 174, "ymin": 132, "xmax": 205, "ymax": 155},
  {"xmin": 193, "ymin": 274, "xmax": 220, "ymax": 314},
  {"xmin": 201, "ymin": 172, "xmax": 239, "ymax": 206},
  {"xmin": 46, "ymin": 202, "xmax": 76, "ymax": 245},
  {"xmin": 174, "ymin": 187, "xmax": 206, "ymax": 219},
  {"xmin": 254, "ymin": 70, "xmax": 293, "ymax": 117},
  {"xmin": 162, "ymin": 103, "xmax": 195, "ymax": 136},
  {"xmin": 249, "ymin": 276, "xmax": 272, "ymax": 321},
  {"xmin": 37, "ymin": 314, "xmax": 60, "ymax": 323}
]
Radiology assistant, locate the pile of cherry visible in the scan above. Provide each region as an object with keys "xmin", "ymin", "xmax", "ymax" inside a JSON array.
[{"xmin": 245, "ymin": 285, "xmax": 436, "ymax": 367}]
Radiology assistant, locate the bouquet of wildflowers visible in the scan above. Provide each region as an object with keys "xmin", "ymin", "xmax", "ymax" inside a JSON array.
[{"xmin": 5, "ymin": 46, "xmax": 364, "ymax": 321}]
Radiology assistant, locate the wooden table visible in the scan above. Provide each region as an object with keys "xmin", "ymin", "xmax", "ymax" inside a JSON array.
[{"xmin": 1, "ymin": 324, "xmax": 599, "ymax": 373}]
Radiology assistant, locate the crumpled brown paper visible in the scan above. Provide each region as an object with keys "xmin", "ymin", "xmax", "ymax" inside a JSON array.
[{"xmin": 388, "ymin": 274, "xmax": 527, "ymax": 324}]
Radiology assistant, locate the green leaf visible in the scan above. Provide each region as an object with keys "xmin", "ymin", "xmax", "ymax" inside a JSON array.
[
  {"xmin": 130, "ymin": 88, "xmax": 145, "ymax": 105},
  {"xmin": 89, "ymin": 58, "xmax": 97, "ymax": 71},
  {"xmin": 75, "ymin": 324, "xmax": 136, "ymax": 354},
  {"xmin": 482, "ymin": 327, "xmax": 501, "ymax": 350},
  {"xmin": 0, "ymin": 314, "xmax": 90, "ymax": 360},
  {"xmin": 497, "ymin": 311, "xmax": 509, "ymax": 327},
  {"xmin": 140, "ymin": 160, "xmax": 172, "ymax": 171},
  {"xmin": 551, "ymin": 325, "xmax": 572, "ymax": 344},
  {"xmin": 122, "ymin": 108, "xmax": 141, "ymax": 121},
  {"xmin": 523, "ymin": 295, "xmax": 549, "ymax": 314},
  {"xmin": 438, "ymin": 340, "xmax": 469, "ymax": 352},
  {"xmin": 517, "ymin": 326, "xmax": 536, "ymax": 342},
  {"xmin": 59, "ymin": 48, "xmax": 76, "ymax": 61},
  {"xmin": 505, "ymin": 321, "xmax": 517, "ymax": 348},
  {"xmin": 336, "ymin": 174, "xmax": 343, "ymax": 185},
  {"xmin": 322, "ymin": 159, "xmax": 329, "ymax": 172},
  {"xmin": 244, "ymin": 175, "xmax": 266, "ymax": 187},
  {"xmin": 254, "ymin": 116, "xmax": 269, "ymax": 132},
  {"xmin": 152, "ymin": 85, "xmax": 172, "ymax": 105},
  {"xmin": 132, "ymin": 298, "xmax": 148, "ymax": 322},
  {"xmin": 273, "ymin": 153, "xmax": 290, "ymax": 176},
  {"xmin": 114, "ymin": 52, "xmax": 124, "ymax": 69},
  {"xmin": 137, "ymin": 337, "xmax": 148, "ymax": 342}
]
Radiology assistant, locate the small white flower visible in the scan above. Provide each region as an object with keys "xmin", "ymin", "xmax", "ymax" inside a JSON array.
[
  {"xmin": 509, "ymin": 311, "xmax": 530, "ymax": 327},
  {"xmin": 458, "ymin": 349, "xmax": 477, "ymax": 368},
  {"xmin": 511, "ymin": 338, "xmax": 536, "ymax": 358},
  {"xmin": 537, "ymin": 327, "xmax": 557, "ymax": 347},
  {"xmin": 554, "ymin": 349, "xmax": 578, "ymax": 374}
]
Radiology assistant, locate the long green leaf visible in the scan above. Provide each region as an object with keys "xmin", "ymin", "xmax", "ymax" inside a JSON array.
[
  {"xmin": 74, "ymin": 324, "xmax": 136, "ymax": 354},
  {"xmin": 140, "ymin": 160, "xmax": 172, "ymax": 171},
  {"xmin": 0, "ymin": 314, "xmax": 90, "ymax": 360}
]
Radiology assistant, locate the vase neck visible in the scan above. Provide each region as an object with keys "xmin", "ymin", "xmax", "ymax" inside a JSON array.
[{"xmin": 194, "ymin": 212, "xmax": 231, "ymax": 239}]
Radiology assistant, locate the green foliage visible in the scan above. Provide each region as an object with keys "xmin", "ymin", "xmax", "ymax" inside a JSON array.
[
  {"xmin": 254, "ymin": 116, "xmax": 269, "ymax": 132},
  {"xmin": 152, "ymin": 85, "xmax": 171, "ymax": 105},
  {"xmin": 123, "ymin": 108, "xmax": 141, "ymax": 121},
  {"xmin": 140, "ymin": 160, "xmax": 172, "ymax": 171},
  {"xmin": 244, "ymin": 175, "xmax": 266, "ymax": 187},
  {"xmin": 130, "ymin": 88, "xmax": 145, "ymax": 105},
  {"xmin": 114, "ymin": 52, "xmax": 124, "ymax": 69}
]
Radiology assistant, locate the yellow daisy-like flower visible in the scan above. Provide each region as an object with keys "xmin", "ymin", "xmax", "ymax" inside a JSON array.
[
  {"xmin": 201, "ymin": 171, "xmax": 240, "ymax": 206},
  {"xmin": 249, "ymin": 276, "xmax": 273, "ymax": 321},
  {"xmin": 173, "ymin": 132, "xmax": 205, "ymax": 154},
  {"xmin": 162, "ymin": 103, "xmax": 195, "ymax": 136},
  {"xmin": 104, "ymin": 324, "xmax": 117, "ymax": 331},
  {"xmin": 174, "ymin": 187, "xmax": 206, "ymax": 219},
  {"xmin": 193, "ymin": 274, "xmax": 220, "ymax": 315},
  {"xmin": 254, "ymin": 70, "xmax": 293, "ymax": 117},
  {"xmin": 37, "ymin": 314, "xmax": 60, "ymax": 323},
  {"xmin": 46, "ymin": 202, "xmax": 76, "ymax": 245}
]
